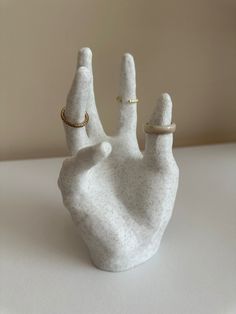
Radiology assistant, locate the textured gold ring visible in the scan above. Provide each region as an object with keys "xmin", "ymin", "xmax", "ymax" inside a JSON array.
[
  {"xmin": 60, "ymin": 107, "xmax": 89, "ymax": 128},
  {"xmin": 144, "ymin": 122, "xmax": 176, "ymax": 135},
  {"xmin": 116, "ymin": 96, "xmax": 139, "ymax": 104}
]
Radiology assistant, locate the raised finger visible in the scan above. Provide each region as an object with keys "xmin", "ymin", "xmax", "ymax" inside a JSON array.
[
  {"xmin": 143, "ymin": 93, "xmax": 174, "ymax": 168},
  {"xmin": 118, "ymin": 53, "xmax": 138, "ymax": 138},
  {"xmin": 77, "ymin": 47, "xmax": 105, "ymax": 139},
  {"xmin": 64, "ymin": 66, "xmax": 90, "ymax": 154},
  {"xmin": 75, "ymin": 141, "xmax": 112, "ymax": 173}
]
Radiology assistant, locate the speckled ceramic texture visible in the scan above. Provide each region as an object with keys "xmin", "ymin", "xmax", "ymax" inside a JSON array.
[{"xmin": 58, "ymin": 48, "xmax": 179, "ymax": 272}]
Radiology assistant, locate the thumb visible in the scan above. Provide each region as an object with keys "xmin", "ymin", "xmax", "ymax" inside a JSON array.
[{"xmin": 75, "ymin": 141, "xmax": 112, "ymax": 172}]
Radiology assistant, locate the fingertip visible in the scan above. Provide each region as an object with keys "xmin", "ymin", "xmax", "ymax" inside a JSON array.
[
  {"xmin": 122, "ymin": 53, "xmax": 135, "ymax": 72},
  {"xmin": 157, "ymin": 93, "xmax": 172, "ymax": 115},
  {"xmin": 80, "ymin": 47, "xmax": 92, "ymax": 56},
  {"xmin": 159, "ymin": 93, "xmax": 172, "ymax": 104},
  {"xmin": 78, "ymin": 47, "xmax": 93, "ymax": 69},
  {"xmin": 99, "ymin": 141, "xmax": 112, "ymax": 157},
  {"xmin": 123, "ymin": 52, "xmax": 134, "ymax": 62},
  {"xmin": 149, "ymin": 93, "xmax": 173, "ymax": 125},
  {"xmin": 91, "ymin": 142, "xmax": 112, "ymax": 166}
]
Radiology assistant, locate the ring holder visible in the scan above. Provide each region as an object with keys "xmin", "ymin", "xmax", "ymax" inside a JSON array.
[{"xmin": 58, "ymin": 48, "xmax": 179, "ymax": 272}]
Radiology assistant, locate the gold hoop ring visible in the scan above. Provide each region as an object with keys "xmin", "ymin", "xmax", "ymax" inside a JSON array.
[
  {"xmin": 116, "ymin": 96, "xmax": 139, "ymax": 104},
  {"xmin": 60, "ymin": 107, "xmax": 89, "ymax": 128},
  {"xmin": 144, "ymin": 122, "xmax": 176, "ymax": 135}
]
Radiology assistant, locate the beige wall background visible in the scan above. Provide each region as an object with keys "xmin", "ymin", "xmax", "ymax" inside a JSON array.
[{"xmin": 1, "ymin": 0, "xmax": 236, "ymax": 160}]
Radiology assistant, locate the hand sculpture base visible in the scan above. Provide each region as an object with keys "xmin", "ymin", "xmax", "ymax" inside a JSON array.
[
  {"xmin": 89, "ymin": 239, "xmax": 161, "ymax": 272},
  {"xmin": 58, "ymin": 48, "xmax": 179, "ymax": 272}
]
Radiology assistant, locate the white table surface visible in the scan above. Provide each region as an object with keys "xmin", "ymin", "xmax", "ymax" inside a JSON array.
[{"xmin": 1, "ymin": 144, "xmax": 236, "ymax": 314}]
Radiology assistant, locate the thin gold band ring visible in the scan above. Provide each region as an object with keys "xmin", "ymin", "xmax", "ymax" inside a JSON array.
[
  {"xmin": 61, "ymin": 107, "xmax": 89, "ymax": 128},
  {"xmin": 116, "ymin": 96, "xmax": 139, "ymax": 104},
  {"xmin": 144, "ymin": 122, "xmax": 176, "ymax": 135}
]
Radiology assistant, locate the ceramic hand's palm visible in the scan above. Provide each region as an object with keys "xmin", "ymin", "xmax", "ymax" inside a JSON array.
[{"xmin": 58, "ymin": 48, "xmax": 179, "ymax": 271}]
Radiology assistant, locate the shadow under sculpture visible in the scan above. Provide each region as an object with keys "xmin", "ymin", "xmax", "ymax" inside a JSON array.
[{"xmin": 58, "ymin": 47, "xmax": 179, "ymax": 272}]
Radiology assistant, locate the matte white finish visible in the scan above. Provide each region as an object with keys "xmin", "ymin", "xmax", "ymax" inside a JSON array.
[
  {"xmin": 1, "ymin": 144, "xmax": 236, "ymax": 313},
  {"xmin": 58, "ymin": 48, "xmax": 179, "ymax": 271}
]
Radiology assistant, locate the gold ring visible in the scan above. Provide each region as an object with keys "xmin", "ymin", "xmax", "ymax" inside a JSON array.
[
  {"xmin": 60, "ymin": 107, "xmax": 89, "ymax": 128},
  {"xmin": 144, "ymin": 122, "xmax": 176, "ymax": 134},
  {"xmin": 116, "ymin": 96, "xmax": 139, "ymax": 104}
]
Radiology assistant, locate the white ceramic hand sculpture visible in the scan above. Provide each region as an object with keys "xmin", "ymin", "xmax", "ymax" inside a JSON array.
[{"xmin": 58, "ymin": 48, "xmax": 179, "ymax": 272}]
